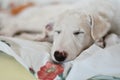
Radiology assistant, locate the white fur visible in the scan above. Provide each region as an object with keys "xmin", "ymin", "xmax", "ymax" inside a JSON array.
[
  {"xmin": 1, "ymin": 0, "xmax": 120, "ymax": 62},
  {"xmin": 51, "ymin": 0, "xmax": 120, "ymax": 62},
  {"xmin": 0, "ymin": 4, "xmax": 72, "ymax": 39}
]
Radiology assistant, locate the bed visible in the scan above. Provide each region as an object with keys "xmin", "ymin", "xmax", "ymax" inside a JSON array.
[{"xmin": 0, "ymin": 36, "xmax": 120, "ymax": 80}]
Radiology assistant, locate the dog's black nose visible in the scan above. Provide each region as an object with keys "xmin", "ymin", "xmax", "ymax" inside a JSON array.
[{"xmin": 54, "ymin": 51, "xmax": 67, "ymax": 62}]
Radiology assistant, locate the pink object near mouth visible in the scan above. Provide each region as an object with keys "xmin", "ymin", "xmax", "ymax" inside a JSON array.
[{"xmin": 37, "ymin": 61, "xmax": 64, "ymax": 80}]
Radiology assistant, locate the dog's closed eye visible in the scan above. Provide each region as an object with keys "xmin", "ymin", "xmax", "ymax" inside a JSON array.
[
  {"xmin": 55, "ymin": 30, "xmax": 61, "ymax": 34},
  {"xmin": 73, "ymin": 31, "xmax": 84, "ymax": 35}
]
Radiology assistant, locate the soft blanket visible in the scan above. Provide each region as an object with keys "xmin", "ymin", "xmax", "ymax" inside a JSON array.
[{"xmin": 0, "ymin": 36, "xmax": 120, "ymax": 80}]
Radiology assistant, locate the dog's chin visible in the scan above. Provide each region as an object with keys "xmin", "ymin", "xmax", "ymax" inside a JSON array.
[
  {"xmin": 50, "ymin": 58, "xmax": 65, "ymax": 64},
  {"xmin": 50, "ymin": 56, "xmax": 76, "ymax": 64},
  {"xmin": 52, "ymin": 60, "xmax": 61, "ymax": 64},
  {"xmin": 51, "ymin": 59, "xmax": 72, "ymax": 64}
]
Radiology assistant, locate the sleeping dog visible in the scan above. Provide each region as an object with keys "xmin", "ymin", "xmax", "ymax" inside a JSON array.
[
  {"xmin": 49, "ymin": 0, "xmax": 120, "ymax": 63},
  {"xmin": 0, "ymin": 0, "xmax": 120, "ymax": 63}
]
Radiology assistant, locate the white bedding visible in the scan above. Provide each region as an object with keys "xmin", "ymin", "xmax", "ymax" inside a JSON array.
[
  {"xmin": 66, "ymin": 44, "xmax": 120, "ymax": 80},
  {"xmin": 0, "ymin": 36, "xmax": 120, "ymax": 80}
]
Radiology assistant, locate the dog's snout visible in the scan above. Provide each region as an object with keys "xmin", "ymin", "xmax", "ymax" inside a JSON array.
[{"xmin": 54, "ymin": 51, "xmax": 67, "ymax": 62}]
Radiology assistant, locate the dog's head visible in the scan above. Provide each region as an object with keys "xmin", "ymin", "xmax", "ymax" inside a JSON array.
[{"xmin": 48, "ymin": 10, "xmax": 111, "ymax": 63}]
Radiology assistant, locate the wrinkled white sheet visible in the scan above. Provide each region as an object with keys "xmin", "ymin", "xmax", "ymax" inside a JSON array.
[
  {"xmin": 0, "ymin": 36, "xmax": 120, "ymax": 80},
  {"xmin": 66, "ymin": 44, "xmax": 120, "ymax": 80}
]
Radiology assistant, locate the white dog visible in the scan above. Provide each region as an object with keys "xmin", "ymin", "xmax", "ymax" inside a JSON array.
[
  {"xmin": 0, "ymin": 4, "xmax": 71, "ymax": 42},
  {"xmin": 49, "ymin": 0, "xmax": 120, "ymax": 63},
  {"xmin": 1, "ymin": 0, "xmax": 120, "ymax": 63}
]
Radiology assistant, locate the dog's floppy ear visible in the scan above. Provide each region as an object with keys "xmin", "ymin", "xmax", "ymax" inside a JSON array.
[
  {"xmin": 44, "ymin": 22, "xmax": 54, "ymax": 43},
  {"xmin": 89, "ymin": 14, "xmax": 111, "ymax": 42}
]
